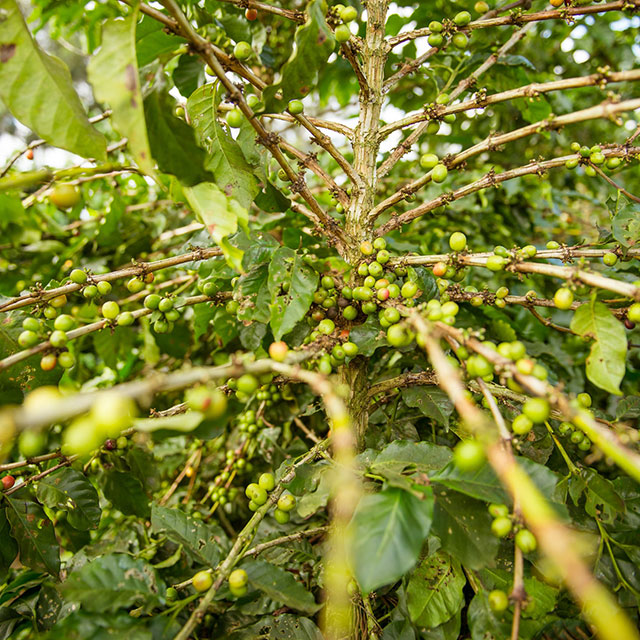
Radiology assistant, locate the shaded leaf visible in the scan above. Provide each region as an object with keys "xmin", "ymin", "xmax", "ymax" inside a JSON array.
[
  {"xmin": 403, "ymin": 387, "xmax": 454, "ymax": 428},
  {"xmin": 102, "ymin": 470, "xmax": 150, "ymax": 518},
  {"xmin": 62, "ymin": 554, "xmax": 160, "ymax": 613},
  {"xmin": 0, "ymin": 508, "xmax": 18, "ymax": 581},
  {"xmin": 143, "ymin": 90, "xmax": 213, "ymax": 186},
  {"xmin": 262, "ymin": 0, "xmax": 334, "ymax": 111},
  {"xmin": 432, "ymin": 487, "xmax": 499, "ymax": 570},
  {"xmin": 5, "ymin": 493, "xmax": 59, "ymax": 576},
  {"xmin": 36, "ymin": 467, "xmax": 100, "ymax": 531},
  {"xmin": 244, "ymin": 558, "xmax": 320, "ymax": 614}
]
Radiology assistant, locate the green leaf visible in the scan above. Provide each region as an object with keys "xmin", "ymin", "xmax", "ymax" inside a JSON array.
[
  {"xmin": 0, "ymin": 0, "xmax": 106, "ymax": 159},
  {"xmin": 5, "ymin": 494, "xmax": 60, "ymax": 576},
  {"xmin": 407, "ymin": 551, "xmax": 466, "ymax": 628},
  {"xmin": 102, "ymin": 470, "xmax": 150, "ymax": 518},
  {"xmin": 431, "ymin": 461, "xmax": 508, "ymax": 504},
  {"xmin": 173, "ymin": 54, "xmax": 204, "ymax": 98},
  {"xmin": 612, "ymin": 203, "xmax": 640, "ymax": 248},
  {"xmin": 350, "ymin": 316, "xmax": 388, "ymax": 356},
  {"xmin": 188, "ymin": 82, "xmax": 259, "ymax": 209},
  {"xmin": 150, "ymin": 504, "xmax": 227, "ymax": 566},
  {"xmin": 0, "ymin": 508, "xmax": 18, "ymax": 581},
  {"xmin": 244, "ymin": 558, "xmax": 320, "ymax": 614},
  {"xmin": 87, "ymin": 10, "xmax": 154, "ymax": 175},
  {"xmin": 262, "ymin": 0, "xmax": 334, "ymax": 111},
  {"xmin": 62, "ymin": 554, "xmax": 160, "ymax": 613},
  {"xmin": 570, "ymin": 299, "xmax": 627, "ymax": 394},
  {"xmin": 269, "ymin": 250, "xmax": 318, "ymax": 340},
  {"xmin": 350, "ymin": 486, "xmax": 434, "ymax": 593},
  {"xmin": 143, "ymin": 90, "xmax": 213, "ymax": 186},
  {"xmin": 367, "ymin": 440, "xmax": 453, "ymax": 476},
  {"xmin": 467, "ymin": 591, "xmax": 552, "ymax": 640},
  {"xmin": 183, "ymin": 182, "xmax": 247, "ymax": 271},
  {"xmin": 207, "ymin": 121, "xmax": 260, "ymax": 210},
  {"xmin": 403, "ymin": 387, "xmax": 454, "ymax": 428},
  {"xmin": 432, "ymin": 488, "xmax": 499, "ymax": 570},
  {"xmin": 187, "ymin": 82, "xmax": 218, "ymax": 144},
  {"xmin": 36, "ymin": 467, "xmax": 101, "ymax": 531},
  {"xmin": 581, "ymin": 468, "xmax": 625, "ymax": 523},
  {"xmin": 136, "ymin": 14, "xmax": 184, "ymax": 67}
]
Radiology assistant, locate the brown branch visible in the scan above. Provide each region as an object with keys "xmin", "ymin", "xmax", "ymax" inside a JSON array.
[
  {"xmin": 387, "ymin": 0, "xmax": 636, "ymax": 47},
  {"xmin": 375, "ymin": 146, "xmax": 639, "ymax": 235},
  {"xmin": 263, "ymin": 113, "xmax": 355, "ymax": 139},
  {"xmin": 372, "ymin": 99, "xmax": 640, "ymax": 222},
  {"xmin": 367, "ymin": 370, "xmax": 437, "ymax": 398},
  {"xmin": 243, "ymin": 527, "xmax": 327, "ymax": 557},
  {"xmin": 592, "ymin": 163, "xmax": 640, "ymax": 203},
  {"xmin": 157, "ymin": 0, "xmax": 349, "ymax": 253},
  {"xmin": 378, "ymin": 23, "xmax": 534, "ymax": 176},
  {"xmin": 210, "ymin": 0, "xmax": 305, "ymax": 23},
  {"xmin": 0, "ymin": 247, "xmax": 222, "ymax": 313},
  {"xmin": 380, "ymin": 69, "xmax": 640, "ymax": 139}
]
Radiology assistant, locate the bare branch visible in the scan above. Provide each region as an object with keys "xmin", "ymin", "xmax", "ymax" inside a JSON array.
[{"xmin": 380, "ymin": 69, "xmax": 640, "ymax": 139}]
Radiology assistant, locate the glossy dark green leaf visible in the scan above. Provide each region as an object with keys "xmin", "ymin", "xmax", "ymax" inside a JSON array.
[
  {"xmin": 5, "ymin": 494, "xmax": 59, "ymax": 576},
  {"xmin": 102, "ymin": 470, "xmax": 150, "ymax": 518},
  {"xmin": 269, "ymin": 250, "xmax": 318, "ymax": 340},
  {"xmin": 36, "ymin": 467, "xmax": 100, "ymax": 531},
  {"xmin": 432, "ymin": 488, "xmax": 499, "ymax": 570},
  {"xmin": 244, "ymin": 558, "xmax": 320, "ymax": 614},
  {"xmin": 402, "ymin": 387, "xmax": 454, "ymax": 428},
  {"xmin": 350, "ymin": 486, "xmax": 434, "ymax": 593},
  {"xmin": 431, "ymin": 461, "xmax": 508, "ymax": 504}
]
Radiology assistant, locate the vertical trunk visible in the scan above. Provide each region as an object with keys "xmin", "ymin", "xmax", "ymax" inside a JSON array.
[{"xmin": 343, "ymin": 1, "xmax": 389, "ymax": 449}]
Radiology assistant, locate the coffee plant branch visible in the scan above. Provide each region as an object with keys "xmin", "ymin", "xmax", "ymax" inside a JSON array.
[
  {"xmin": 376, "ymin": 146, "xmax": 639, "ymax": 234},
  {"xmin": 411, "ymin": 315, "xmax": 640, "ymax": 640}
]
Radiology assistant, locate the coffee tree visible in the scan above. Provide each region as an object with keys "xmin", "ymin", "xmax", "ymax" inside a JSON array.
[{"xmin": 1, "ymin": 0, "xmax": 639, "ymax": 637}]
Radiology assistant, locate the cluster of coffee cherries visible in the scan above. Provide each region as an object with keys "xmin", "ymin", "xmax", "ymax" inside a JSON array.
[
  {"xmin": 556, "ymin": 393, "xmax": 595, "ymax": 452},
  {"xmin": 245, "ymin": 472, "xmax": 296, "ymax": 523},
  {"xmin": 189, "ymin": 564, "xmax": 249, "ymax": 598},
  {"xmin": 426, "ymin": 10, "xmax": 472, "ymax": 51},
  {"xmin": 330, "ymin": 3, "xmax": 359, "ymax": 43},
  {"xmin": 18, "ymin": 309, "xmax": 75, "ymax": 370},
  {"xmin": 489, "ymin": 503, "xmax": 538, "ymax": 554},
  {"xmin": 564, "ymin": 142, "xmax": 622, "ymax": 176}
]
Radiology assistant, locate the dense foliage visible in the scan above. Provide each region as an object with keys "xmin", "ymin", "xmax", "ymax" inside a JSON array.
[{"xmin": 0, "ymin": 0, "xmax": 639, "ymax": 639}]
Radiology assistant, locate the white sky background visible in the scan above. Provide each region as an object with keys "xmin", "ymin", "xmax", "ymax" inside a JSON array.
[{"xmin": 1, "ymin": 6, "xmax": 638, "ymax": 173}]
